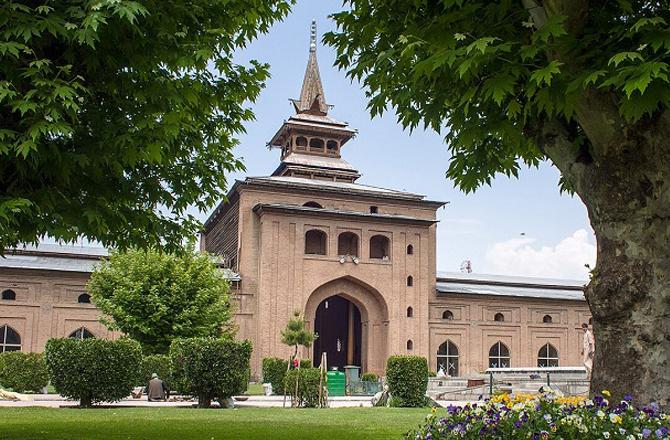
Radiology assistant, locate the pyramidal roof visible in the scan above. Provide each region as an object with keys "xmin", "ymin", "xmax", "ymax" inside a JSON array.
[{"xmin": 291, "ymin": 20, "xmax": 330, "ymax": 115}]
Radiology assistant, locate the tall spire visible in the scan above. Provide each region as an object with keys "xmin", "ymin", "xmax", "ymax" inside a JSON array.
[{"xmin": 292, "ymin": 20, "xmax": 329, "ymax": 115}]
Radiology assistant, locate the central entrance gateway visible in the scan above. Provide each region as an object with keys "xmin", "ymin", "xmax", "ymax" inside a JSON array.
[{"xmin": 313, "ymin": 295, "xmax": 361, "ymax": 370}]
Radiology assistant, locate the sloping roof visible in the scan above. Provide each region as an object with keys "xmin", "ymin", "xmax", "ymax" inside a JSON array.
[
  {"xmin": 436, "ymin": 271, "xmax": 586, "ymax": 301},
  {"xmin": 245, "ymin": 175, "xmax": 430, "ymax": 201},
  {"xmin": 281, "ymin": 153, "xmax": 357, "ymax": 172},
  {"xmin": 0, "ymin": 244, "xmax": 241, "ymax": 280},
  {"xmin": 0, "ymin": 244, "xmax": 105, "ymax": 273}
]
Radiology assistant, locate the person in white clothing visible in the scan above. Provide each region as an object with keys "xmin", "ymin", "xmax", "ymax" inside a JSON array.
[{"xmin": 581, "ymin": 323, "xmax": 595, "ymax": 379}]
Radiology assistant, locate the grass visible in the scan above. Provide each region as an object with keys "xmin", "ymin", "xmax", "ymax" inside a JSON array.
[
  {"xmin": 0, "ymin": 407, "xmax": 429, "ymax": 440},
  {"xmin": 245, "ymin": 382, "xmax": 265, "ymax": 395}
]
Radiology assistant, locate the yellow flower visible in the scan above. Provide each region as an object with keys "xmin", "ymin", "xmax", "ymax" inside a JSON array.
[
  {"xmin": 609, "ymin": 413, "xmax": 622, "ymax": 424},
  {"xmin": 602, "ymin": 390, "xmax": 611, "ymax": 397},
  {"xmin": 431, "ymin": 407, "xmax": 437, "ymax": 414}
]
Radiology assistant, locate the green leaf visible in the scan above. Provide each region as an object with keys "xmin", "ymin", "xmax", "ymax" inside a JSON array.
[{"xmin": 609, "ymin": 52, "xmax": 644, "ymax": 67}]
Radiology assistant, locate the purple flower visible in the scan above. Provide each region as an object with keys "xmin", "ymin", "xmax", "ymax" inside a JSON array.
[
  {"xmin": 623, "ymin": 394, "xmax": 633, "ymax": 402},
  {"xmin": 643, "ymin": 428, "xmax": 652, "ymax": 438},
  {"xmin": 656, "ymin": 427, "xmax": 668, "ymax": 438}
]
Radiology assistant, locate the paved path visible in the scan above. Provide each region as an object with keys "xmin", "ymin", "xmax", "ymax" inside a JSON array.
[{"xmin": 0, "ymin": 394, "xmax": 475, "ymax": 409}]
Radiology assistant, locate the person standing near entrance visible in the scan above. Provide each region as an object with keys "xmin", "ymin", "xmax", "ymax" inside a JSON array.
[{"xmin": 581, "ymin": 323, "xmax": 595, "ymax": 379}]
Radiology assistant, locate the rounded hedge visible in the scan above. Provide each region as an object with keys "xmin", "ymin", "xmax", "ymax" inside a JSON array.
[
  {"xmin": 44, "ymin": 338, "xmax": 142, "ymax": 407},
  {"xmin": 0, "ymin": 352, "xmax": 49, "ymax": 393},
  {"xmin": 361, "ymin": 372, "xmax": 378, "ymax": 382},
  {"xmin": 284, "ymin": 367, "xmax": 324, "ymax": 408},
  {"xmin": 138, "ymin": 354, "xmax": 173, "ymax": 390},
  {"xmin": 170, "ymin": 337, "xmax": 252, "ymax": 408},
  {"xmin": 261, "ymin": 357, "xmax": 313, "ymax": 395},
  {"xmin": 386, "ymin": 355, "xmax": 429, "ymax": 407}
]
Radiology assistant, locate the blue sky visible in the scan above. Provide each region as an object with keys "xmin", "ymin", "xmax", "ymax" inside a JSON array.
[{"xmin": 203, "ymin": 1, "xmax": 596, "ymax": 280}]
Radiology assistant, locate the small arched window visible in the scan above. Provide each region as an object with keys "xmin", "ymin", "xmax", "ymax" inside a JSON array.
[
  {"xmin": 295, "ymin": 136, "xmax": 308, "ymax": 148},
  {"xmin": 494, "ymin": 312, "xmax": 505, "ymax": 322},
  {"xmin": 0, "ymin": 325, "xmax": 21, "ymax": 352},
  {"xmin": 406, "ymin": 276, "xmax": 413, "ymax": 287},
  {"xmin": 69, "ymin": 327, "xmax": 95, "ymax": 340},
  {"xmin": 305, "ymin": 229, "xmax": 327, "ymax": 255},
  {"xmin": 309, "ymin": 138, "xmax": 324, "ymax": 151},
  {"xmin": 406, "ymin": 340, "xmax": 413, "ymax": 351},
  {"xmin": 406, "ymin": 306, "xmax": 413, "ymax": 318},
  {"xmin": 437, "ymin": 340, "xmax": 459, "ymax": 376},
  {"xmin": 370, "ymin": 235, "xmax": 390, "ymax": 260},
  {"xmin": 542, "ymin": 314, "xmax": 553, "ymax": 324},
  {"xmin": 489, "ymin": 341, "xmax": 511, "ymax": 368},
  {"xmin": 338, "ymin": 232, "xmax": 359, "ymax": 257},
  {"xmin": 78, "ymin": 293, "xmax": 91, "ymax": 304},
  {"xmin": 442, "ymin": 310, "xmax": 454, "ymax": 320},
  {"xmin": 326, "ymin": 140, "xmax": 338, "ymax": 154},
  {"xmin": 407, "ymin": 244, "xmax": 414, "ymax": 255},
  {"xmin": 1, "ymin": 289, "xmax": 16, "ymax": 300},
  {"xmin": 537, "ymin": 343, "xmax": 559, "ymax": 367},
  {"xmin": 369, "ymin": 206, "xmax": 378, "ymax": 214},
  {"xmin": 303, "ymin": 201, "xmax": 323, "ymax": 209}
]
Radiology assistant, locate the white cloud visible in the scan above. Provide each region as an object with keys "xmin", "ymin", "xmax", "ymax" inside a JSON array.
[{"xmin": 484, "ymin": 229, "xmax": 596, "ymax": 280}]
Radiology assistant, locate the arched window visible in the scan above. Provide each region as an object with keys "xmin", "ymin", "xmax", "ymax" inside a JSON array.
[
  {"xmin": 406, "ymin": 339, "xmax": 413, "ymax": 350},
  {"xmin": 369, "ymin": 206, "xmax": 378, "ymax": 214},
  {"xmin": 305, "ymin": 229, "xmax": 327, "ymax": 255},
  {"xmin": 369, "ymin": 235, "xmax": 390, "ymax": 259},
  {"xmin": 537, "ymin": 343, "xmax": 559, "ymax": 367},
  {"xmin": 69, "ymin": 327, "xmax": 95, "ymax": 340},
  {"xmin": 326, "ymin": 140, "xmax": 338, "ymax": 154},
  {"xmin": 437, "ymin": 340, "xmax": 459, "ymax": 376},
  {"xmin": 1, "ymin": 289, "xmax": 16, "ymax": 300},
  {"xmin": 303, "ymin": 201, "xmax": 323, "ymax": 209},
  {"xmin": 407, "ymin": 244, "xmax": 414, "ymax": 255},
  {"xmin": 338, "ymin": 232, "xmax": 359, "ymax": 257},
  {"xmin": 309, "ymin": 138, "xmax": 324, "ymax": 151},
  {"xmin": 406, "ymin": 276, "xmax": 413, "ymax": 287},
  {"xmin": 406, "ymin": 306, "xmax": 413, "ymax": 318},
  {"xmin": 295, "ymin": 136, "xmax": 307, "ymax": 148},
  {"xmin": 494, "ymin": 312, "xmax": 505, "ymax": 322},
  {"xmin": 489, "ymin": 341, "xmax": 511, "ymax": 368},
  {"xmin": 78, "ymin": 293, "xmax": 91, "ymax": 304},
  {"xmin": 442, "ymin": 310, "xmax": 454, "ymax": 320},
  {"xmin": 0, "ymin": 325, "xmax": 21, "ymax": 352},
  {"xmin": 542, "ymin": 314, "xmax": 553, "ymax": 324}
]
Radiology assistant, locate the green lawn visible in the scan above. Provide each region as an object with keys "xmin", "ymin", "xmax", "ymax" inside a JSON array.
[{"xmin": 0, "ymin": 407, "xmax": 429, "ymax": 440}]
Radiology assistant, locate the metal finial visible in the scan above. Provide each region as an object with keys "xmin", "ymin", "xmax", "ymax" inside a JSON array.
[{"xmin": 310, "ymin": 19, "xmax": 317, "ymax": 52}]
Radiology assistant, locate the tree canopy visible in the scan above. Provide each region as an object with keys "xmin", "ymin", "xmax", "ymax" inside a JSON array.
[
  {"xmin": 325, "ymin": 1, "xmax": 670, "ymax": 192},
  {"xmin": 326, "ymin": 1, "xmax": 670, "ymax": 405},
  {"xmin": 0, "ymin": 0, "xmax": 293, "ymax": 252},
  {"xmin": 87, "ymin": 247, "xmax": 235, "ymax": 354}
]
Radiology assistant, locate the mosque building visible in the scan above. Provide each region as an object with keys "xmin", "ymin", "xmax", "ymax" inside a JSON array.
[{"xmin": 0, "ymin": 23, "xmax": 590, "ymax": 378}]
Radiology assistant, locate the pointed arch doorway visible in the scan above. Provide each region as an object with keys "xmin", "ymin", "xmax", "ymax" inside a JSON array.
[
  {"xmin": 313, "ymin": 295, "xmax": 361, "ymax": 370},
  {"xmin": 305, "ymin": 276, "xmax": 389, "ymax": 374}
]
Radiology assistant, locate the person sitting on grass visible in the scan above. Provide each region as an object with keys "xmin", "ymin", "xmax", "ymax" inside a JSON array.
[{"xmin": 147, "ymin": 373, "xmax": 169, "ymax": 402}]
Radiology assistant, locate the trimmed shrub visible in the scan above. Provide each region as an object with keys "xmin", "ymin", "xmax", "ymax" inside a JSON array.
[
  {"xmin": 170, "ymin": 337, "xmax": 252, "ymax": 408},
  {"xmin": 0, "ymin": 352, "xmax": 49, "ymax": 393},
  {"xmin": 262, "ymin": 357, "xmax": 287, "ymax": 394},
  {"xmin": 44, "ymin": 338, "xmax": 142, "ymax": 407},
  {"xmin": 138, "ymin": 354, "xmax": 173, "ymax": 390},
  {"xmin": 361, "ymin": 372, "xmax": 378, "ymax": 382},
  {"xmin": 386, "ymin": 355, "xmax": 428, "ymax": 407},
  {"xmin": 262, "ymin": 358, "xmax": 313, "ymax": 395},
  {"xmin": 284, "ymin": 367, "xmax": 324, "ymax": 408}
]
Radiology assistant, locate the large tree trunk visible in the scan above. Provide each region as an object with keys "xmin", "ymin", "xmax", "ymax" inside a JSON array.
[{"xmin": 541, "ymin": 111, "xmax": 670, "ymax": 407}]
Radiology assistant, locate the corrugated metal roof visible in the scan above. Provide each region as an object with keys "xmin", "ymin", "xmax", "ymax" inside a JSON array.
[
  {"xmin": 0, "ymin": 245, "xmax": 241, "ymax": 280},
  {"xmin": 246, "ymin": 176, "xmax": 426, "ymax": 199},
  {"xmin": 436, "ymin": 271, "xmax": 586, "ymax": 301},
  {"xmin": 281, "ymin": 153, "xmax": 357, "ymax": 171}
]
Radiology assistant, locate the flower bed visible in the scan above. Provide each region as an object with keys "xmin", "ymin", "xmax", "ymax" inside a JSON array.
[{"xmin": 407, "ymin": 390, "xmax": 670, "ymax": 440}]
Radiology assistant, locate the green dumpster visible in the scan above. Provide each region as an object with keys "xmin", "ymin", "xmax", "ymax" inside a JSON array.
[{"xmin": 327, "ymin": 370, "xmax": 345, "ymax": 396}]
